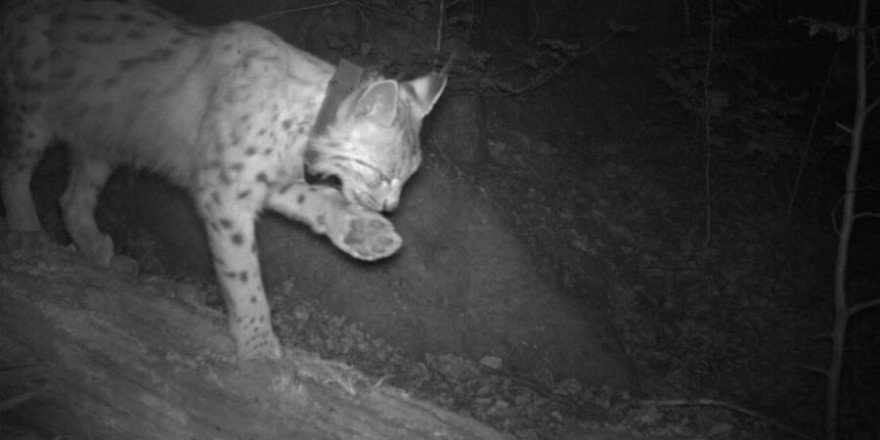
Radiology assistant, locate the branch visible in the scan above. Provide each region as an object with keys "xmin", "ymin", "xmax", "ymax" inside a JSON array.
[
  {"xmin": 865, "ymin": 96, "xmax": 880, "ymax": 116},
  {"xmin": 851, "ymin": 212, "xmax": 880, "ymax": 222},
  {"xmin": 847, "ymin": 297, "xmax": 880, "ymax": 318}
]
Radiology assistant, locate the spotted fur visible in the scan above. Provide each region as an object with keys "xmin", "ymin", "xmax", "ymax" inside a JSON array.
[{"xmin": 0, "ymin": 0, "xmax": 446, "ymax": 360}]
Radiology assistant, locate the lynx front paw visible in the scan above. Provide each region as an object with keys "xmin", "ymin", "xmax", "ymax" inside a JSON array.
[
  {"xmin": 345, "ymin": 215, "xmax": 402, "ymax": 260},
  {"xmin": 328, "ymin": 209, "xmax": 402, "ymax": 261}
]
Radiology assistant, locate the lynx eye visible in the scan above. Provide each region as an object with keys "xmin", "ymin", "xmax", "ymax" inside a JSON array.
[
  {"xmin": 376, "ymin": 175, "xmax": 396, "ymax": 189},
  {"xmin": 350, "ymin": 159, "xmax": 390, "ymax": 187}
]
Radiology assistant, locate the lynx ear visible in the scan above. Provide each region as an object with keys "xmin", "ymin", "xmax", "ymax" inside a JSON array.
[
  {"xmin": 353, "ymin": 80, "xmax": 399, "ymax": 126},
  {"xmin": 406, "ymin": 72, "xmax": 448, "ymax": 119}
]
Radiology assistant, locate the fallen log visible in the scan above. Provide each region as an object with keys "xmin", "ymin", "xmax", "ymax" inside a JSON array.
[{"xmin": 0, "ymin": 245, "xmax": 506, "ymax": 440}]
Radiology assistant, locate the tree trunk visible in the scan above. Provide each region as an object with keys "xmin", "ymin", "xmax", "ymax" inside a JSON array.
[{"xmin": 0, "ymin": 245, "xmax": 505, "ymax": 440}]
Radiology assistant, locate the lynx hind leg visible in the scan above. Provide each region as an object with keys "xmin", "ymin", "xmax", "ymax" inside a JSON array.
[
  {"xmin": 0, "ymin": 114, "xmax": 54, "ymax": 253},
  {"xmin": 267, "ymin": 185, "xmax": 402, "ymax": 261},
  {"xmin": 196, "ymin": 190, "xmax": 281, "ymax": 360}
]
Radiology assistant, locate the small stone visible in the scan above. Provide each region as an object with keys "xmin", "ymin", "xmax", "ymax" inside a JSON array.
[{"xmin": 479, "ymin": 355, "xmax": 503, "ymax": 370}]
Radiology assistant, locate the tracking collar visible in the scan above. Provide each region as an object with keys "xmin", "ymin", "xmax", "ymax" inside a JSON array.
[{"xmin": 312, "ymin": 58, "xmax": 378, "ymax": 135}]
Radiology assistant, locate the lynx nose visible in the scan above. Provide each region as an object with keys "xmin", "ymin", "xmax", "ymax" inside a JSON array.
[
  {"xmin": 383, "ymin": 198, "xmax": 398, "ymax": 212},
  {"xmin": 380, "ymin": 178, "xmax": 402, "ymax": 212}
]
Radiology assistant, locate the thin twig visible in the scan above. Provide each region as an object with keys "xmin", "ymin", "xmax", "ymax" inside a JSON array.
[
  {"xmin": 851, "ymin": 212, "xmax": 880, "ymax": 222},
  {"xmin": 847, "ymin": 297, "xmax": 880, "ymax": 318},
  {"xmin": 435, "ymin": 0, "xmax": 444, "ymax": 52},
  {"xmin": 701, "ymin": 0, "xmax": 716, "ymax": 247},
  {"xmin": 787, "ymin": 40, "xmax": 840, "ymax": 226},
  {"xmin": 827, "ymin": 1, "xmax": 869, "ymax": 438},
  {"xmin": 498, "ymin": 29, "xmax": 622, "ymax": 95},
  {"xmin": 442, "ymin": 0, "xmax": 467, "ymax": 9},
  {"xmin": 864, "ymin": 96, "xmax": 880, "ymax": 116},
  {"xmin": 526, "ymin": 0, "xmax": 540, "ymax": 42},
  {"xmin": 249, "ymin": 0, "xmax": 342, "ymax": 23}
]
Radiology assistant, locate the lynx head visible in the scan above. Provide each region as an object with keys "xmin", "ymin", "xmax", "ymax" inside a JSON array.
[{"xmin": 305, "ymin": 71, "xmax": 447, "ymax": 212}]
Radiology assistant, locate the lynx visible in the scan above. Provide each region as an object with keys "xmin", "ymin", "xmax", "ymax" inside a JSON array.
[{"xmin": 0, "ymin": 0, "xmax": 446, "ymax": 359}]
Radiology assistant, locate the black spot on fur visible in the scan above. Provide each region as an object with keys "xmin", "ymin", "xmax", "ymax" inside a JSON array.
[
  {"xmin": 297, "ymin": 194, "xmax": 305, "ymax": 204},
  {"xmin": 237, "ymin": 190, "xmax": 251, "ymax": 199},
  {"xmin": 244, "ymin": 146, "xmax": 257, "ymax": 156},
  {"xmin": 250, "ymin": 295, "xmax": 257, "ymax": 304},
  {"xmin": 219, "ymin": 218, "xmax": 233, "ymax": 229},
  {"xmin": 281, "ymin": 119, "xmax": 292, "ymax": 130},
  {"xmin": 256, "ymin": 172, "xmax": 269, "ymax": 183},
  {"xmin": 240, "ymin": 272, "xmax": 249, "ymax": 282},
  {"xmin": 278, "ymin": 183, "xmax": 293, "ymax": 194},
  {"xmin": 231, "ymin": 233, "xmax": 244, "ymax": 245}
]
